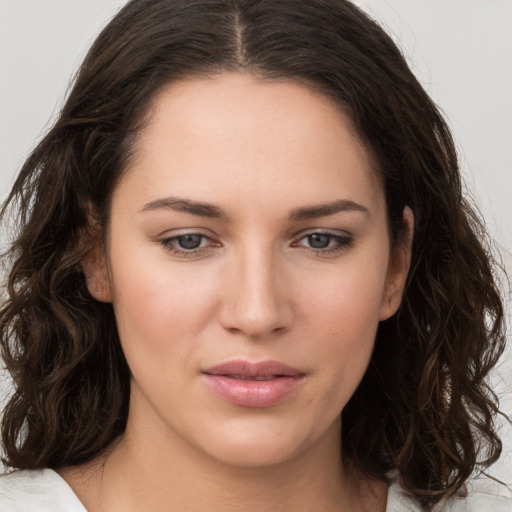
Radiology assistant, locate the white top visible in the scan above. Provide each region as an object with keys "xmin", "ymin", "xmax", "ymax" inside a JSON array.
[
  {"xmin": 0, "ymin": 469, "xmax": 86, "ymax": 511},
  {"xmin": 0, "ymin": 469, "xmax": 511, "ymax": 511}
]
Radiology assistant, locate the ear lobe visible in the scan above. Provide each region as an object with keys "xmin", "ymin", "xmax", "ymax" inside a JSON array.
[
  {"xmin": 379, "ymin": 206, "xmax": 414, "ymax": 321},
  {"xmin": 82, "ymin": 243, "xmax": 112, "ymax": 303}
]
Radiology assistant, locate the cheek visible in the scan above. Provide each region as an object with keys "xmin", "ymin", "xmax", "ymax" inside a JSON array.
[
  {"xmin": 108, "ymin": 244, "xmax": 221, "ymax": 363},
  {"xmin": 302, "ymin": 255, "xmax": 388, "ymax": 335},
  {"xmin": 298, "ymin": 254, "xmax": 389, "ymax": 390}
]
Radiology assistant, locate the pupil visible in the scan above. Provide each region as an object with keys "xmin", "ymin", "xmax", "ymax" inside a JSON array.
[
  {"xmin": 308, "ymin": 234, "xmax": 330, "ymax": 249},
  {"xmin": 178, "ymin": 235, "xmax": 202, "ymax": 249}
]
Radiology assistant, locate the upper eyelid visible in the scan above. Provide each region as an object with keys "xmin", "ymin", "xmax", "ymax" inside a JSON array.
[
  {"xmin": 157, "ymin": 228, "xmax": 216, "ymax": 243},
  {"xmin": 162, "ymin": 231, "xmax": 211, "ymax": 240},
  {"xmin": 158, "ymin": 225, "xmax": 213, "ymax": 235},
  {"xmin": 293, "ymin": 228, "xmax": 352, "ymax": 239},
  {"xmin": 300, "ymin": 228, "xmax": 349, "ymax": 235},
  {"xmin": 157, "ymin": 227, "xmax": 353, "ymax": 243},
  {"xmin": 158, "ymin": 228, "xmax": 352, "ymax": 241}
]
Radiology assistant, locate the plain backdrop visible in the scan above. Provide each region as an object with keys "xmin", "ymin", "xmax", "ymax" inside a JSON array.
[{"xmin": 1, "ymin": 0, "xmax": 511, "ymax": 492}]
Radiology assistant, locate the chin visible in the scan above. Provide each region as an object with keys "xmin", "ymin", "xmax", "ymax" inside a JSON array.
[
  {"xmin": 205, "ymin": 440, "xmax": 303, "ymax": 469},
  {"xmin": 192, "ymin": 417, "xmax": 328, "ymax": 469}
]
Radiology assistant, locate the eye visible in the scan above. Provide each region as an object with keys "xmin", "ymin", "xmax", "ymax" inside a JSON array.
[
  {"xmin": 293, "ymin": 231, "xmax": 353, "ymax": 255},
  {"xmin": 306, "ymin": 233, "xmax": 332, "ymax": 249},
  {"xmin": 176, "ymin": 234, "xmax": 203, "ymax": 250},
  {"xmin": 159, "ymin": 233, "xmax": 218, "ymax": 257}
]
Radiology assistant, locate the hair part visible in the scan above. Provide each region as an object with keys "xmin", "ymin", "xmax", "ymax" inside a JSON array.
[{"xmin": 0, "ymin": 1, "xmax": 507, "ymax": 508}]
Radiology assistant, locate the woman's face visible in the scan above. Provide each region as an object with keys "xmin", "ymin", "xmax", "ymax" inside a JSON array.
[{"xmin": 86, "ymin": 72, "xmax": 411, "ymax": 468}]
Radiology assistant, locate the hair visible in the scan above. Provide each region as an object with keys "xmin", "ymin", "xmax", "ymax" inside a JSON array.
[{"xmin": 0, "ymin": 0, "xmax": 507, "ymax": 508}]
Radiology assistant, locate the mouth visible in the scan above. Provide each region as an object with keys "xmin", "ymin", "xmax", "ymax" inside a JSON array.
[
  {"xmin": 226, "ymin": 375, "xmax": 281, "ymax": 381},
  {"xmin": 202, "ymin": 360, "xmax": 304, "ymax": 408},
  {"xmin": 203, "ymin": 359, "xmax": 304, "ymax": 378}
]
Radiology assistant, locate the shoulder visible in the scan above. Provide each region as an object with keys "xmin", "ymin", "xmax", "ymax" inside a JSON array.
[
  {"xmin": 387, "ymin": 481, "xmax": 512, "ymax": 512},
  {"xmin": 0, "ymin": 469, "xmax": 87, "ymax": 512}
]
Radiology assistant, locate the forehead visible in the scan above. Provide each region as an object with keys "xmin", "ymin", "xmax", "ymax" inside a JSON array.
[{"xmin": 117, "ymin": 72, "xmax": 383, "ymax": 215}]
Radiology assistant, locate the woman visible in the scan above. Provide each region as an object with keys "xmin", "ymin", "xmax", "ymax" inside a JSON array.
[{"xmin": 0, "ymin": 1, "xmax": 510, "ymax": 510}]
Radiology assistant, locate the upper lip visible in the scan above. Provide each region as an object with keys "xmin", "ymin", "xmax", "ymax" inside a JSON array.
[{"xmin": 203, "ymin": 360, "xmax": 304, "ymax": 378}]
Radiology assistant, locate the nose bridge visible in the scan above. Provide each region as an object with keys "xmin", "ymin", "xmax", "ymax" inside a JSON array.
[{"xmin": 220, "ymin": 239, "xmax": 292, "ymax": 337}]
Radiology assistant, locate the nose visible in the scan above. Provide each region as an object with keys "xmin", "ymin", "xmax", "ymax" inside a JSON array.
[{"xmin": 218, "ymin": 245, "xmax": 294, "ymax": 339}]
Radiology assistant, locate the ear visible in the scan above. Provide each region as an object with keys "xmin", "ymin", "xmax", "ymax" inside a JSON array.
[
  {"xmin": 82, "ymin": 242, "xmax": 112, "ymax": 303},
  {"xmin": 79, "ymin": 205, "xmax": 112, "ymax": 303},
  {"xmin": 379, "ymin": 206, "xmax": 414, "ymax": 321}
]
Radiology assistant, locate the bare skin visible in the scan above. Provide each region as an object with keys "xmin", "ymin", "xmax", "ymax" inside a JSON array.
[
  {"xmin": 60, "ymin": 419, "xmax": 388, "ymax": 512},
  {"xmin": 59, "ymin": 72, "xmax": 411, "ymax": 511}
]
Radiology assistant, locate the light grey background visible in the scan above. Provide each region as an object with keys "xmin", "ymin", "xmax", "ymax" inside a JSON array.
[{"xmin": 1, "ymin": 0, "xmax": 510, "ymax": 491}]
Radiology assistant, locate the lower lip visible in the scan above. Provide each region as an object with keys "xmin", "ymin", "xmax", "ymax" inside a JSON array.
[{"xmin": 202, "ymin": 374, "xmax": 303, "ymax": 408}]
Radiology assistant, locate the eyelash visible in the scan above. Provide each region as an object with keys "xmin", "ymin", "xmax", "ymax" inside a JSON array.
[
  {"xmin": 159, "ymin": 233, "xmax": 218, "ymax": 258},
  {"xmin": 159, "ymin": 231, "xmax": 353, "ymax": 258},
  {"xmin": 292, "ymin": 231, "xmax": 353, "ymax": 256}
]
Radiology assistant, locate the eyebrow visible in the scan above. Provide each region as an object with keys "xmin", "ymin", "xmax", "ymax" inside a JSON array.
[
  {"xmin": 140, "ymin": 197, "xmax": 228, "ymax": 220},
  {"xmin": 140, "ymin": 197, "xmax": 369, "ymax": 222},
  {"xmin": 288, "ymin": 199, "xmax": 369, "ymax": 221}
]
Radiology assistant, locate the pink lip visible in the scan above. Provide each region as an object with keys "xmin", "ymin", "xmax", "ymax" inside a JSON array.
[{"xmin": 202, "ymin": 360, "xmax": 304, "ymax": 408}]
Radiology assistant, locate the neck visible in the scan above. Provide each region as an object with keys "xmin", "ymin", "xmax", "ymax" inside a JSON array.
[
  {"xmin": 101, "ymin": 424, "xmax": 350, "ymax": 511},
  {"xmin": 60, "ymin": 395, "xmax": 387, "ymax": 512}
]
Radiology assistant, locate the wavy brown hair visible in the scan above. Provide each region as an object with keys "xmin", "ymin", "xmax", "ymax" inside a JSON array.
[{"xmin": 0, "ymin": 0, "xmax": 507, "ymax": 508}]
